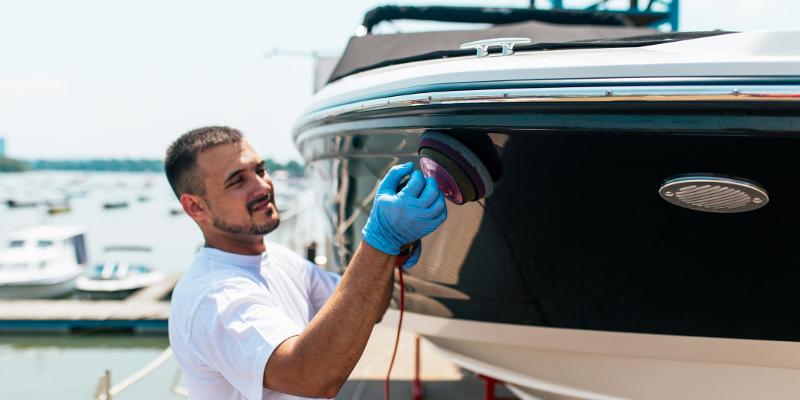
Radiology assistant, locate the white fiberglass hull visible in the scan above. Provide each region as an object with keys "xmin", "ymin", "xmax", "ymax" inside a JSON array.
[
  {"xmin": 0, "ymin": 271, "xmax": 81, "ymax": 299},
  {"xmin": 75, "ymin": 271, "xmax": 165, "ymax": 300},
  {"xmin": 383, "ymin": 309, "xmax": 800, "ymax": 400}
]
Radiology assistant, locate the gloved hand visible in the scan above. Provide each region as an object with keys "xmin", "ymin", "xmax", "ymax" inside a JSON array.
[{"xmin": 362, "ymin": 162, "xmax": 447, "ymax": 255}]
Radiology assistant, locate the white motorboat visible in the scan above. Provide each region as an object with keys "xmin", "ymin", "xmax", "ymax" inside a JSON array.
[
  {"xmin": 76, "ymin": 246, "xmax": 165, "ymax": 300},
  {"xmin": 294, "ymin": 4, "xmax": 800, "ymax": 400},
  {"xmin": 0, "ymin": 225, "xmax": 87, "ymax": 299}
]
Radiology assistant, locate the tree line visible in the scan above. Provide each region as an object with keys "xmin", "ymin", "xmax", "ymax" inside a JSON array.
[
  {"xmin": 0, "ymin": 157, "xmax": 31, "ymax": 172},
  {"xmin": 0, "ymin": 157, "xmax": 305, "ymax": 175}
]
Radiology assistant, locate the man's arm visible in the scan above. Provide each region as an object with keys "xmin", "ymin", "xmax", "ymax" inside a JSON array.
[
  {"xmin": 263, "ymin": 163, "xmax": 446, "ymax": 398},
  {"xmin": 263, "ymin": 241, "xmax": 395, "ymax": 398},
  {"xmin": 376, "ymin": 269, "xmax": 394, "ymax": 324}
]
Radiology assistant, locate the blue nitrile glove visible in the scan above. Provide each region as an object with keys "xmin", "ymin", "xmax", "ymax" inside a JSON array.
[
  {"xmin": 402, "ymin": 243, "xmax": 421, "ymax": 269},
  {"xmin": 362, "ymin": 162, "xmax": 447, "ymax": 255}
]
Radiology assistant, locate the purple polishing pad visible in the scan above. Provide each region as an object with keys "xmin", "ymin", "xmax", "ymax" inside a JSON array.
[
  {"xmin": 419, "ymin": 137, "xmax": 485, "ymax": 200},
  {"xmin": 419, "ymin": 132, "xmax": 494, "ymax": 199},
  {"xmin": 420, "ymin": 156, "xmax": 464, "ymax": 204}
]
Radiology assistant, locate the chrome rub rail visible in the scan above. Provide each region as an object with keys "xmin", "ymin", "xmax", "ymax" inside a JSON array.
[{"xmin": 294, "ymin": 85, "xmax": 800, "ymax": 135}]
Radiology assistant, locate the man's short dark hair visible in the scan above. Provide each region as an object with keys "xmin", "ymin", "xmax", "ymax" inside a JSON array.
[{"xmin": 165, "ymin": 126, "xmax": 243, "ymax": 198}]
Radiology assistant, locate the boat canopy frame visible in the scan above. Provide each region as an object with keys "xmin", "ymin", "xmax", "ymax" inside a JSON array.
[
  {"xmin": 359, "ymin": 5, "xmax": 634, "ymax": 35},
  {"xmin": 359, "ymin": 1, "xmax": 679, "ymax": 34}
]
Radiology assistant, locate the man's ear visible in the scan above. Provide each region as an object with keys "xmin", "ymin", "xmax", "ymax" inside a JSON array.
[{"xmin": 180, "ymin": 193, "xmax": 209, "ymax": 221}]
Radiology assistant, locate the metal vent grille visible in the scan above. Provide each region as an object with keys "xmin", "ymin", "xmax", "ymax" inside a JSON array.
[
  {"xmin": 659, "ymin": 175, "xmax": 768, "ymax": 213},
  {"xmin": 675, "ymin": 185, "xmax": 751, "ymax": 209}
]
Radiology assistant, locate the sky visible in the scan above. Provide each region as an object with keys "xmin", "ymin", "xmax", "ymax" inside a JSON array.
[{"xmin": 0, "ymin": 0, "xmax": 797, "ymax": 162}]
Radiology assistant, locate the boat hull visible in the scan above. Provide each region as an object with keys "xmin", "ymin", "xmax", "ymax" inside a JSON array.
[
  {"xmin": 74, "ymin": 271, "xmax": 166, "ymax": 300},
  {"xmin": 384, "ymin": 310, "xmax": 800, "ymax": 400},
  {"xmin": 74, "ymin": 287, "xmax": 139, "ymax": 300},
  {"xmin": 0, "ymin": 273, "xmax": 80, "ymax": 299},
  {"xmin": 295, "ymin": 85, "xmax": 800, "ymax": 398}
]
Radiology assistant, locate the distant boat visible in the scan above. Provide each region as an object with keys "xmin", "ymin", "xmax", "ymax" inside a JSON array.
[
  {"xmin": 0, "ymin": 225, "xmax": 87, "ymax": 299},
  {"xmin": 75, "ymin": 245, "xmax": 165, "ymax": 300},
  {"xmin": 169, "ymin": 208, "xmax": 183, "ymax": 216},
  {"xmin": 6, "ymin": 199, "xmax": 37, "ymax": 208},
  {"xmin": 103, "ymin": 201, "xmax": 128, "ymax": 209},
  {"xmin": 136, "ymin": 195, "xmax": 150, "ymax": 202},
  {"xmin": 63, "ymin": 189, "xmax": 88, "ymax": 199},
  {"xmin": 143, "ymin": 173, "xmax": 153, "ymax": 188},
  {"xmin": 46, "ymin": 203, "xmax": 71, "ymax": 215}
]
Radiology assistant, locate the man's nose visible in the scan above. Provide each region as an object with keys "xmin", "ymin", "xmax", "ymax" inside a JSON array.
[{"xmin": 252, "ymin": 173, "xmax": 272, "ymax": 197}]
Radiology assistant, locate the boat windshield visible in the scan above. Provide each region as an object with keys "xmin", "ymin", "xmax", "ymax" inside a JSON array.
[
  {"xmin": 37, "ymin": 240, "xmax": 54, "ymax": 248},
  {"xmin": 88, "ymin": 263, "xmax": 149, "ymax": 279},
  {"xmin": 9, "ymin": 241, "xmax": 23, "ymax": 248}
]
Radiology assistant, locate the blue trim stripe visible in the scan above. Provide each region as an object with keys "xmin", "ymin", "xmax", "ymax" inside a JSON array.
[{"xmin": 0, "ymin": 320, "xmax": 167, "ymax": 331}]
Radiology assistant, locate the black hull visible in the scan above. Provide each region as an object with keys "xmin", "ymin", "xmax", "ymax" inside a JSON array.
[{"xmin": 297, "ymin": 99, "xmax": 800, "ymax": 342}]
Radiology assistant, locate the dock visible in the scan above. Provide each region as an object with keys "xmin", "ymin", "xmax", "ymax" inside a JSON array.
[
  {"xmin": 0, "ymin": 274, "xmax": 519, "ymax": 399},
  {"xmin": 336, "ymin": 320, "xmax": 518, "ymax": 400},
  {"xmin": 0, "ymin": 272, "xmax": 181, "ymax": 334}
]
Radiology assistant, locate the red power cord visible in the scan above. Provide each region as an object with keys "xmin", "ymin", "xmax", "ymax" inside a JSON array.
[{"xmin": 385, "ymin": 266, "xmax": 404, "ymax": 400}]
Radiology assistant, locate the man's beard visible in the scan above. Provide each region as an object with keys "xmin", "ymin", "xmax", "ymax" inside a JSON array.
[
  {"xmin": 208, "ymin": 194, "xmax": 280, "ymax": 236},
  {"xmin": 212, "ymin": 216, "xmax": 279, "ymax": 236}
]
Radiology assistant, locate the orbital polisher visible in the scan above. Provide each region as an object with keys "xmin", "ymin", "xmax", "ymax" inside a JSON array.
[
  {"xmin": 418, "ymin": 131, "xmax": 501, "ymax": 205},
  {"xmin": 394, "ymin": 131, "xmax": 501, "ymax": 268}
]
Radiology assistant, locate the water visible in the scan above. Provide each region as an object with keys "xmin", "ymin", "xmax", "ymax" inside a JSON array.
[
  {"xmin": 0, "ymin": 170, "xmax": 330, "ymax": 399},
  {"xmin": 0, "ymin": 334, "xmax": 181, "ymax": 400},
  {"xmin": 0, "ymin": 171, "xmax": 203, "ymax": 272}
]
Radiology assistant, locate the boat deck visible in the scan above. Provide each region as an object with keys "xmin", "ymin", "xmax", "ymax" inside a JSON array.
[{"xmin": 0, "ymin": 272, "xmax": 181, "ymax": 334}]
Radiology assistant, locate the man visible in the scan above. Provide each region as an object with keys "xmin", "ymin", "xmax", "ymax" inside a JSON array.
[{"xmin": 166, "ymin": 126, "xmax": 446, "ymax": 400}]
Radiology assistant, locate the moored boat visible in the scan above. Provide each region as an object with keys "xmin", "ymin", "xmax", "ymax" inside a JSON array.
[
  {"xmin": 46, "ymin": 201, "xmax": 71, "ymax": 215},
  {"xmin": 293, "ymin": 5, "xmax": 800, "ymax": 400},
  {"xmin": 75, "ymin": 245, "xmax": 164, "ymax": 300},
  {"xmin": 0, "ymin": 225, "xmax": 87, "ymax": 299},
  {"xmin": 75, "ymin": 246, "xmax": 166, "ymax": 300},
  {"xmin": 6, "ymin": 199, "xmax": 37, "ymax": 208},
  {"xmin": 103, "ymin": 200, "xmax": 128, "ymax": 209}
]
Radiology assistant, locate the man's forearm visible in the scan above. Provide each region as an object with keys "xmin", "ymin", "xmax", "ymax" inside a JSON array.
[
  {"xmin": 376, "ymin": 270, "xmax": 394, "ymax": 323},
  {"xmin": 263, "ymin": 241, "xmax": 395, "ymax": 398}
]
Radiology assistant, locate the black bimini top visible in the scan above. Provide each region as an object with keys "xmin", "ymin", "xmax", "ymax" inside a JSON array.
[{"xmin": 328, "ymin": 15, "xmax": 731, "ymax": 84}]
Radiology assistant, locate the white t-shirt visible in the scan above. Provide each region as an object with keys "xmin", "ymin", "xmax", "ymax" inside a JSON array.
[{"xmin": 169, "ymin": 241, "xmax": 342, "ymax": 400}]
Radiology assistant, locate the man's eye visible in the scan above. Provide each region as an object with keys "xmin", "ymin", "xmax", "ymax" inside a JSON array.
[
  {"xmin": 230, "ymin": 178, "xmax": 243, "ymax": 186},
  {"xmin": 257, "ymin": 168, "xmax": 266, "ymax": 175}
]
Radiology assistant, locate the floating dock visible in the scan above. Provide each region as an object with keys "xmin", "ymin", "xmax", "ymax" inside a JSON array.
[{"xmin": 0, "ymin": 272, "xmax": 181, "ymax": 334}]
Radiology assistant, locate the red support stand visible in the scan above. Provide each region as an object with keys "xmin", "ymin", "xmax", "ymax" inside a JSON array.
[
  {"xmin": 477, "ymin": 374, "xmax": 517, "ymax": 400},
  {"xmin": 412, "ymin": 336, "xmax": 423, "ymax": 400},
  {"xmin": 409, "ymin": 335, "xmax": 515, "ymax": 400}
]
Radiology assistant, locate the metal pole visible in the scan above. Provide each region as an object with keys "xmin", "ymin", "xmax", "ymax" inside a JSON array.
[
  {"xmin": 94, "ymin": 370, "xmax": 111, "ymax": 400},
  {"xmin": 412, "ymin": 336, "xmax": 422, "ymax": 399},
  {"xmin": 484, "ymin": 375, "xmax": 495, "ymax": 400},
  {"xmin": 105, "ymin": 371, "xmax": 111, "ymax": 400},
  {"xmin": 670, "ymin": 0, "xmax": 680, "ymax": 31},
  {"xmin": 306, "ymin": 242, "xmax": 317, "ymax": 263}
]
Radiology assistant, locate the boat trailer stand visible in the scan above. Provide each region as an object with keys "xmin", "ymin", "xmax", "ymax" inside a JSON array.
[{"xmin": 411, "ymin": 335, "xmax": 516, "ymax": 400}]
